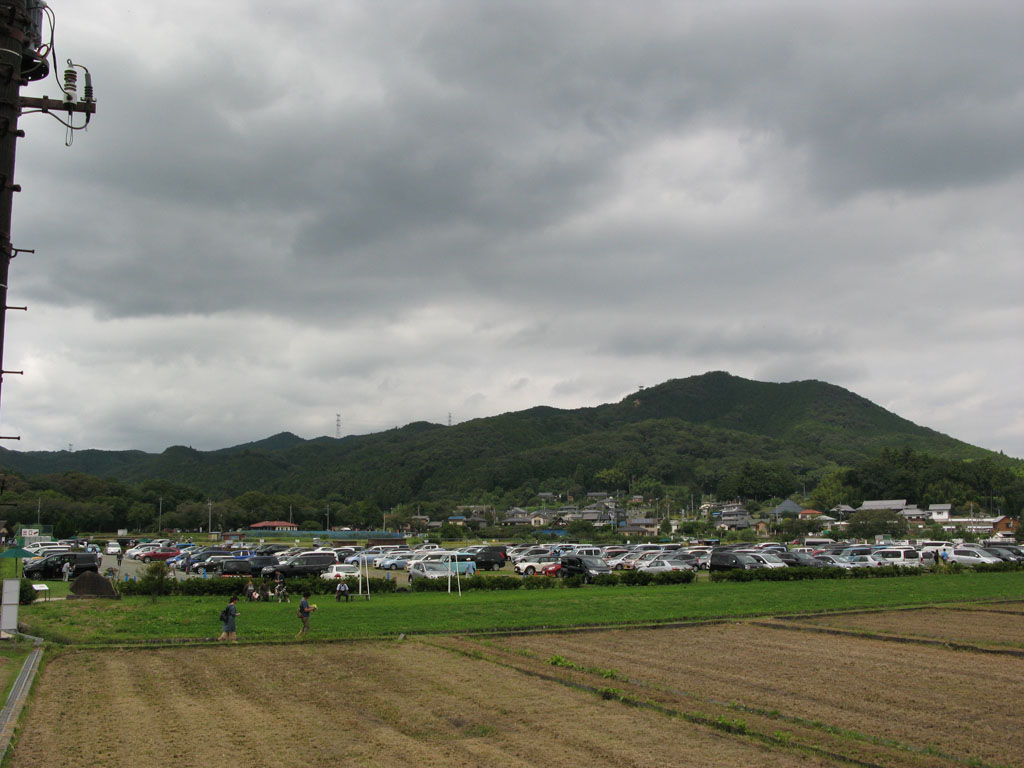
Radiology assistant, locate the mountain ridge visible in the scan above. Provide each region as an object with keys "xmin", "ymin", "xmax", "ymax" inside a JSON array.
[{"xmin": 0, "ymin": 372, "xmax": 1012, "ymax": 500}]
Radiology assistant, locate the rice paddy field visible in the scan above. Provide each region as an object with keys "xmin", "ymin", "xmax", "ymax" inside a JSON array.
[{"xmin": 8, "ymin": 574, "xmax": 1024, "ymax": 767}]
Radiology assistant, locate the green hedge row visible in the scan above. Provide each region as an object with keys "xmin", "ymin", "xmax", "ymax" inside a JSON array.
[
  {"xmin": 116, "ymin": 575, "xmax": 398, "ymax": 597},
  {"xmin": 409, "ymin": 569, "xmax": 696, "ymax": 592},
  {"xmin": 709, "ymin": 565, "xmax": 926, "ymax": 582},
  {"xmin": 965, "ymin": 561, "xmax": 1024, "ymax": 574}
]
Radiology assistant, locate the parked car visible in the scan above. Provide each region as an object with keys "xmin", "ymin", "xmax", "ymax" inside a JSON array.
[
  {"xmin": 540, "ymin": 562, "xmax": 563, "ymax": 577},
  {"xmin": 104, "ymin": 541, "xmax": 122, "ymax": 555},
  {"xmin": 23, "ymin": 552, "xmax": 100, "ymax": 580},
  {"xmin": 775, "ymin": 551, "xmax": 826, "ymax": 568},
  {"xmin": 511, "ymin": 547, "xmax": 555, "ymax": 564},
  {"xmin": 845, "ymin": 555, "xmax": 877, "ymax": 568},
  {"xmin": 709, "ymin": 551, "xmax": 762, "ymax": 571},
  {"xmin": 125, "ymin": 543, "xmax": 164, "ymax": 560},
  {"xmin": 219, "ymin": 559, "xmax": 259, "ymax": 577},
  {"xmin": 871, "ymin": 548, "xmax": 924, "ymax": 567},
  {"xmin": 213, "ymin": 555, "xmax": 279, "ymax": 576},
  {"xmin": 619, "ymin": 550, "xmax": 664, "ymax": 570},
  {"xmin": 343, "ymin": 546, "xmax": 408, "ymax": 567},
  {"xmin": 556, "ymin": 555, "xmax": 613, "ymax": 582},
  {"xmin": 986, "ymin": 544, "xmax": 1024, "ymax": 560},
  {"xmin": 605, "ymin": 552, "xmax": 633, "ymax": 570},
  {"xmin": 262, "ymin": 552, "xmax": 337, "ymax": 578},
  {"xmin": 320, "ymin": 563, "xmax": 360, "ymax": 580},
  {"xmin": 678, "ymin": 549, "xmax": 711, "ymax": 569},
  {"xmin": 193, "ymin": 555, "xmax": 238, "ymax": 575},
  {"xmin": 981, "ymin": 547, "xmax": 1024, "ymax": 563},
  {"xmin": 735, "ymin": 550, "xmax": 788, "ymax": 569},
  {"xmin": 814, "ymin": 554, "xmax": 855, "ymax": 569},
  {"xmin": 139, "ymin": 547, "xmax": 181, "ymax": 563},
  {"xmin": 947, "ymin": 548, "xmax": 1002, "ymax": 566},
  {"xmin": 514, "ymin": 555, "xmax": 561, "ymax": 576},
  {"xmin": 636, "ymin": 556, "xmax": 697, "ymax": 574},
  {"xmin": 472, "ymin": 549, "xmax": 506, "ymax": 571},
  {"xmin": 376, "ymin": 554, "xmax": 412, "ymax": 570},
  {"xmin": 408, "ymin": 562, "xmax": 451, "ymax": 582},
  {"xmin": 438, "ymin": 553, "xmax": 477, "ymax": 576},
  {"xmin": 254, "ymin": 544, "xmax": 291, "ymax": 556}
]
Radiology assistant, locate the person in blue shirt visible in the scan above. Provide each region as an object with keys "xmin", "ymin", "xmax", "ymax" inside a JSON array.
[
  {"xmin": 218, "ymin": 596, "xmax": 239, "ymax": 642},
  {"xmin": 296, "ymin": 592, "xmax": 316, "ymax": 639}
]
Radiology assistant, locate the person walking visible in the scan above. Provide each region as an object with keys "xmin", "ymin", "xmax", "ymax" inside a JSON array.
[
  {"xmin": 115, "ymin": 550, "xmax": 123, "ymax": 569},
  {"xmin": 295, "ymin": 592, "xmax": 316, "ymax": 639},
  {"xmin": 218, "ymin": 596, "xmax": 239, "ymax": 642},
  {"xmin": 61, "ymin": 560, "xmax": 72, "ymax": 581}
]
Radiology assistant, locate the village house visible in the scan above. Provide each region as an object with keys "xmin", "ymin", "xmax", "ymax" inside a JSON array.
[{"xmin": 249, "ymin": 520, "xmax": 298, "ymax": 532}]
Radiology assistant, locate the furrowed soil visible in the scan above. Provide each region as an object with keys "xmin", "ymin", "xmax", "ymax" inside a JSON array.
[
  {"xmin": 10, "ymin": 642, "xmax": 835, "ymax": 768},
  {"xmin": 13, "ymin": 603, "xmax": 1022, "ymax": 767},
  {"xmin": 487, "ymin": 620, "xmax": 1023, "ymax": 767},
  {"xmin": 797, "ymin": 606, "xmax": 1024, "ymax": 649}
]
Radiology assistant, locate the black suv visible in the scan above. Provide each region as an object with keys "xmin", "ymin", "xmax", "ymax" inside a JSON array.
[
  {"xmin": 557, "ymin": 555, "xmax": 612, "ymax": 582},
  {"xmin": 709, "ymin": 551, "xmax": 761, "ymax": 571},
  {"xmin": 23, "ymin": 552, "xmax": 100, "ymax": 580},
  {"xmin": 472, "ymin": 550, "xmax": 505, "ymax": 571},
  {"xmin": 261, "ymin": 552, "xmax": 336, "ymax": 578},
  {"xmin": 775, "ymin": 551, "xmax": 826, "ymax": 568}
]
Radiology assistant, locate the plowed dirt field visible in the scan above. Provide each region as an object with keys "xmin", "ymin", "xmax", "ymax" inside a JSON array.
[
  {"xmin": 492, "ymin": 617, "xmax": 1023, "ymax": 766},
  {"xmin": 798, "ymin": 606, "xmax": 1024, "ymax": 649},
  {"xmin": 11, "ymin": 643, "xmax": 835, "ymax": 768},
  {"xmin": 10, "ymin": 606, "xmax": 1019, "ymax": 768}
]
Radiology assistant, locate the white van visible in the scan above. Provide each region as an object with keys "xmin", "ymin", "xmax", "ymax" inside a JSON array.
[
  {"xmin": 872, "ymin": 548, "xmax": 923, "ymax": 567},
  {"xmin": 105, "ymin": 541, "xmax": 122, "ymax": 555}
]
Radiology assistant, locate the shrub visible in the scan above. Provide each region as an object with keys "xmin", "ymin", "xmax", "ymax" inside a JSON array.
[
  {"xmin": 522, "ymin": 577, "xmax": 561, "ymax": 589},
  {"xmin": 650, "ymin": 570, "xmax": 697, "ymax": 585},
  {"xmin": 709, "ymin": 565, "xmax": 925, "ymax": 583},
  {"xmin": 19, "ymin": 579, "xmax": 38, "ymax": 605},
  {"xmin": 138, "ymin": 561, "xmax": 174, "ymax": 600},
  {"xmin": 118, "ymin": 574, "xmax": 399, "ymax": 598},
  {"xmin": 617, "ymin": 570, "xmax": 654, "ymax": 587}
]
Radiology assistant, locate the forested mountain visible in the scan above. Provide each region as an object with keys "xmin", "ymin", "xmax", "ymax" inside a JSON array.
[{"xmin": 0, "ymin": 372, "xmax": 1015, "ymax": 507}]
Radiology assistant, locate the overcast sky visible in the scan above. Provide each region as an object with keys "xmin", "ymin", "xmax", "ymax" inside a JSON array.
[{"xmin": 3, "ymin": 0, "xmax": 1022, "ymax": 459}]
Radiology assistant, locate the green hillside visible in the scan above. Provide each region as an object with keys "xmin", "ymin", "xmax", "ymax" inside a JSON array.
[{"xmin": 0, "ymin": 372, "xmax": 1011, "ymax": 503}]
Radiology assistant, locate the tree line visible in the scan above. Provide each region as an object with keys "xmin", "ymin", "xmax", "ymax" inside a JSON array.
[{"xmin": 0, "ymin": 445, "xmax": 1019, "ymax": 538}]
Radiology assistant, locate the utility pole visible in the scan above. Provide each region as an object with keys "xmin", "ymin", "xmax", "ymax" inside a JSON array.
[{"xmin": 0, "ymin": 1, "xmax": 95, "ymax": 440}]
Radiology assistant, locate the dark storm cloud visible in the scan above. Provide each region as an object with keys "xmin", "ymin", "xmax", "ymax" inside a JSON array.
[{"xmin": 4, "ymin": 0, "xmax": 1021, "ymax": 456}]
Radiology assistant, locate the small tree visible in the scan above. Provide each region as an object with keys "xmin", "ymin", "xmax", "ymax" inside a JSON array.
[{"xmin": 138, "ymin": 561, "xmax": 173, "ymax": 601}]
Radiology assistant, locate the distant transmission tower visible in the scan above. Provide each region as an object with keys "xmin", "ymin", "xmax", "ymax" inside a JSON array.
[
  {"xmin": 335, "ymin": 413, "xmax": 341, "ymax": 439},
  {"xmin": 448, "ymin": 412, "xmax": 452, "ymax": 427}
]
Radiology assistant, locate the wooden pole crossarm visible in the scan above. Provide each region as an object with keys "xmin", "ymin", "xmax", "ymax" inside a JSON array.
[{"xmin": 18, "ymin": 95, "xmax": 95, "ymax": 114}]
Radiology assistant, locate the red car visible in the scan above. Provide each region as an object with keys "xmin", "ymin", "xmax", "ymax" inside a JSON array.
[
  {"xmin": 539, "ymin": 562, "xmax": 562, "ymax": 577},
  {"xmin": 140, "ymin": 547, "xmax": 180, "ymax": 563}
]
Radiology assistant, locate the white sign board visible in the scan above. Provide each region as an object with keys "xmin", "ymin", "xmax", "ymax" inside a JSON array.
[
  {"xmin": 19, "ymin": 529, "xmax": 38, "ymax": 537},
  {"xmin": 117, "ymin": 529, "xmax": 128, "ymax": 536},
  {"xmin": 1, "ymin": 578, "xmax": 20, "ymax": 634}
]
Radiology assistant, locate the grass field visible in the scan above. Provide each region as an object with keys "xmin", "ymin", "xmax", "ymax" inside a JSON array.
[{"xmin": 19, "ymin": 570, "xmax": 1024, "ymax": 644}]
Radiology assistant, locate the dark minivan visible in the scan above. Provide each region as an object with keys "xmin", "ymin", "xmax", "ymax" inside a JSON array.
[
  {"xmin": 23, "ymin": 552, "xmax": 100, "ymax": 580},
  {"xmin": 261, "ymin": 552, "xmax": 336, "ymax": 578},
  {"xmin": 708, "ymin": 551, "xmax": 761, "ymax": 571}
]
